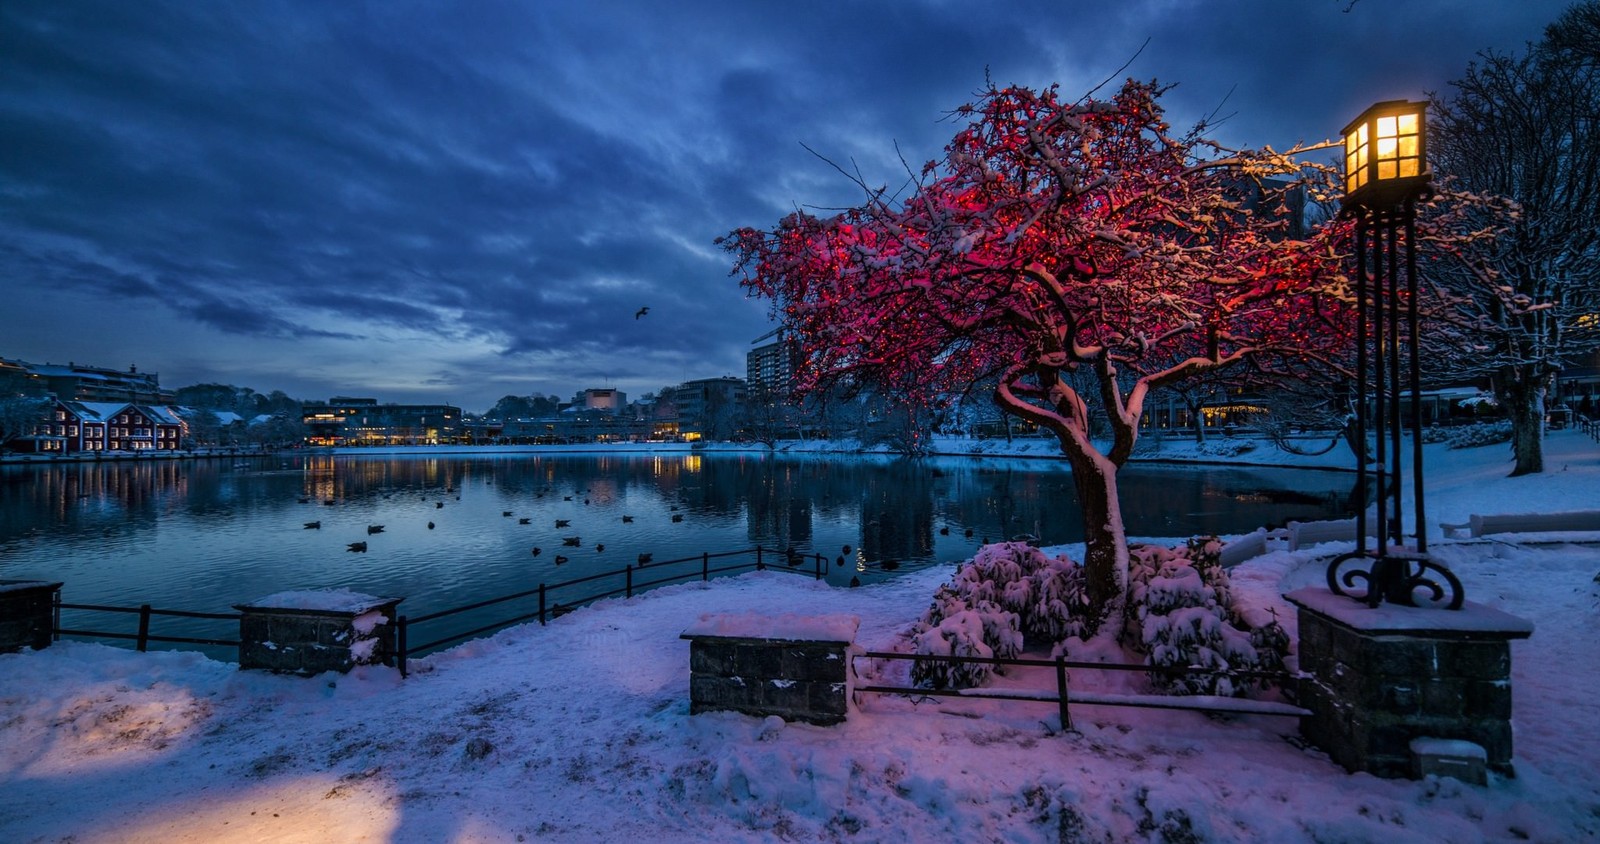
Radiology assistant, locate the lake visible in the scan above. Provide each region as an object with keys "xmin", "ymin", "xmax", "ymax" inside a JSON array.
[{"xmin": 0, "ymin": 451, "xmax": 1356, "ymax": 654}]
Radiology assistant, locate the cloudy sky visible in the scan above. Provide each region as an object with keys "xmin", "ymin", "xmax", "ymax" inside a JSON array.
[{"xmin": 0, "ymin": 1, "xmax": 1572, "ymax": 413}]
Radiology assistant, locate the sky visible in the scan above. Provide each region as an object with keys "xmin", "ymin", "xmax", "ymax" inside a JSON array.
[
  {"xmin": 1, "ymin": 431, "xmax": 1597, "ymax": 841},
  {"xmin": 0, "ymin": 0, "xmax": 1576, "ymax": 414}
]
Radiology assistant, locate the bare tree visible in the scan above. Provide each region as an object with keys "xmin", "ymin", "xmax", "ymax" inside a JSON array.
[{"xmin": 1427, "ymin": 20, "xmax": 1600, "ymax": 474}]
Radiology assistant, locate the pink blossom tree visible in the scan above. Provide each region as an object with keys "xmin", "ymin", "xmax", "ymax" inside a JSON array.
[{"xmin": 723, "ymin": 80, "xmax": 1348, "ymax": 615}]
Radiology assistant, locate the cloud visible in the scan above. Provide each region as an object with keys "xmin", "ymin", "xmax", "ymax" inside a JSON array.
[{"xmin": 0, "ymin": 0, "xmax": 1568, "ymax": 412}]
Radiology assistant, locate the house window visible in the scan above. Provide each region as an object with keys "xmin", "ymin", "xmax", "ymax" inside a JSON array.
[
  {"xmin": 68, "ymin": 426, "xmax": 78, "ymax": 436},
  {"xmin": 55, "ymin": 410, "xmax": 65, "ymax": 421}
]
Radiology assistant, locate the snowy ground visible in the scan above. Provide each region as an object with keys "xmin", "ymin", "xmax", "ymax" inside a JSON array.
[{"xmin": 2, "ymin": 431, "xmax": 1597, "ymax": 843}]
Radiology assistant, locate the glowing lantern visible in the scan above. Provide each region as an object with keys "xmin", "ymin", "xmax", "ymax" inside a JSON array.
[{"xmin": 1340, "ymin": 100, "xmax": 1428, "ymax": 210}]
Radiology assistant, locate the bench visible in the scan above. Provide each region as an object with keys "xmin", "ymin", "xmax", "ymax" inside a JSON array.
[
  {"xmin": 1444, "ymin": 510, "xmax": 1600, "ymax": 538},
  {"xmin": 1218, "ymin": 528, "xmax": 1270, "ymax": 568},
  {"xmin": 1283, "ymin": 518, "xmax": 1379, "ymax": 552}
]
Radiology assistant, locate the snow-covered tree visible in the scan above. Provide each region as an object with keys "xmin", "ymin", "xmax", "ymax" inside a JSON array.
[
  {"xmin": 1426, "ymin": 17, "xmax": 1600, "ymax": 474},
  {"xmin": 725, "ymin": 80, "xmax": 1347, "ymax": 613}
]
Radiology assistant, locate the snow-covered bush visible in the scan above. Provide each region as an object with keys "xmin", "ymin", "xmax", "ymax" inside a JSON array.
[
  {"xmin": 1198, "ymin": 439, "xmax": 1256, "ymax": 458},
  {"xmin": 1122, "ymin": 537, "xmax": 1288, "ymax": 696},
  {"xmin": 1432, "ymin": 420, "xmax": 1512, "ymax": 449},
  {"xmin": 907, "ymin": 542, "xmax": 1085, "ymax": 688}
]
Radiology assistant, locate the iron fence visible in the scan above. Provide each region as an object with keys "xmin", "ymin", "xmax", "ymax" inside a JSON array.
[
  {"xmin": 396, "ymin": 546, "xmax": 829, "ymax": 675},
  {"xmin": 53, "ymin": 599, "xmax": 241, "ymax": 651},
  {"xmin": 851, "ymin": 650, "xmax": 1308, "ymax": 731}
]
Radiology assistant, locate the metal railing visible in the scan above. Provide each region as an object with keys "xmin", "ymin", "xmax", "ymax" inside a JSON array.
[
  {"xmin": 1580, "ymin": 417, "xmax": 1600, "ymax": 443},
  {"xmin": 852, "ymin": 650, "xmax": 1307, "ymax": 731},
  {"xmin": 394, "ymin": 546, "xmax": 829, "ymax": 675},
  {"xmin": 53, "ymin": 599, "xmax": 241, "ymax": 651}
]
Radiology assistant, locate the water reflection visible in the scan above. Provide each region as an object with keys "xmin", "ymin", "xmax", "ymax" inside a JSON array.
[{"xmin": 1, "ymin": 453, "xmax": 1355, "ymax": 653}]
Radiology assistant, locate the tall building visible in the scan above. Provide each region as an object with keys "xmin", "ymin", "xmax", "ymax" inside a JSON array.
[
  {"xmin": 3, "ymin": 358, "xmax": 171, "ymax": 404},
  {"xmin": 746, "ymin": 330, "xmax": 796, "ymax": 397}
]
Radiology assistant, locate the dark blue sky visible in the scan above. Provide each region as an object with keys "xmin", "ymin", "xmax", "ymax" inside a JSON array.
[{"xmin": 0, "ymin": 0, "xmax": 1570, "ymax": 413}]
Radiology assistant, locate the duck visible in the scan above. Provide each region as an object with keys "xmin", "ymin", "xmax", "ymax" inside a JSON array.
[
  {"xmin": 671, "ymin": 514, "xmax": 684, "ymax": 523},
  {"xmin": 518, "ymin": 517, "xmax": 531, "ymax": 525},
  {"xmin": 595, "ymin": 544, "xmax": 605, "ymax": 552},
  {"xmin": 502, "ymin": 511, "xmax": 513, "ymax": 517},
  {"xmin": 531, "ymin": 547, "xmax": 542, "ymax": 556},
  {"xmin": 562, "ymin": 536, "xmax": 581, "ymax": 546},
  {"xmin": 436, "ymin": 501, "xmax": 444, "ymax": 509},
  {"xmin": 554, "ymin": 555, "xmax": 569, "ymax": 565},
  {"xmin": 637, "ymin": 553, "xmax": 652, "ymax": 565},
  {"xmin": 621, "ymin": 515, "xmax": 634, "ymax": 523},
  {"xmin": 427, "ymin": 521, "xmax": 435, "ymax": 530},
  {"xmin": 347, "ymin": 541, "xmax": 367, "ymax": 552},
  {"xmin": 842, "ymin": 544, "xmax": 852, "ymax": 555},
  {"xmin": 323, "ymin": 499, "xmax": 335, "ymax": 506},
  {"xmin": 551, "ymin": 602, "xmax": 573, "ymax": 617},
  {"xmin": 849, "ymin": 576, "xmax": 861, "ymax": 588},
  {"xmin": 367, "ymin": 525, "xmax": 385, "ymax": 534},
  {"xmin": 555, "ymin": 519, "xmax": 571, "ymax": 528},
  {"xmin": 964, "ymin": 529, "xmax": 974, "ymax": 538},
  {"xmin": 564, "ymin": 496, "xmax": 573, "ymax": 502},
  {"xmin": 303, "ymin": 521, "xmax": 321, "ymax": 529},
  {"xmin": 298, "ymin": 497, "xmax": 310, "ymax": 504},
  {"xmin": 939, "ymin": 526, "xmax": 950, "ymax": 535}
]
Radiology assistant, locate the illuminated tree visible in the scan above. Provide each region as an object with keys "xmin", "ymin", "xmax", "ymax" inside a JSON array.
[{"xmin": 725, "ymin": 80, "xmax": 1347, "ymax": 613}]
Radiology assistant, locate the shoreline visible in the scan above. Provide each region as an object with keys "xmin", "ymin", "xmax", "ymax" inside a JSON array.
[{"xmin": 0, "ymin": 435, "xmax": 1363, "ymax": 472}]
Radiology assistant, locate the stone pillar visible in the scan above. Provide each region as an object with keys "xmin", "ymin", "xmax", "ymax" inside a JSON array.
[
  {"xmin": 0, "ymin": 580, "xmax": 62, "ymax": 654},
  {"xmin": 236, "ymin": 590, "xmax": 402, "ymax": 675},
  {"xmin": 681, "ymin": 612, "xmax": 859, "ymax": 725},
  {"xmin": 1286, "ymin": 587, "xmax": 1533, "ymax": 779}
]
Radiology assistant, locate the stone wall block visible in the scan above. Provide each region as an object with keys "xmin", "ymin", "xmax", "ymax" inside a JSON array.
[
  {"xmin": 1466, "ymin": 680, "xmax": 1512, "ymax": 720},
  {"xmin": 1419, "ymin": 678, "xmax": 1467, "ymax": 718},
  {"xmin": 0, "ymin": 581, "xmax": 62, "ymax": 654},
  {"xmin": 1285, "ymin": 587, "xmax": 1532, "ymax": 781},
  {"xmin": 1444, "ymin": 642, "xmax": 1510, "ymax": 680}
]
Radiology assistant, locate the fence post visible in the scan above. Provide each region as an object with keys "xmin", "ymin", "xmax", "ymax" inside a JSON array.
[
  {"xmin": 626, "ymin": 565, "xmax": 634, "ymax": 599},
  {"xmin": 702, "ymin": 552, "xmax": 709, "ymax": 581},
  {"xmin": 756, "ymin": 546, "xmax": 763, "ymax": 569},
  {"xmin": 538, "ymin": 583, "xmax": 547, "ymax": 626},
  {"xmin": 1055, "ymin": 655, "xmax": 1073, "ymax": 732},
  {"xmin": 814, "ymin": 553, "xmax": 823, "ymax": 581},
  {"xmin": 136, "ymin": 604, "xmax": 152, "ymax": 652},
  {"xmin": 396, "ymin": 615, "xmax": 408, "ymax": 678}
]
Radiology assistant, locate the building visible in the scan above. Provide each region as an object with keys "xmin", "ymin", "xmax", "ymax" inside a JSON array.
[
  {"xmin": 672, "ymin": 377, "xmax": 746, "ymax": 440},
  {"xmin": 301, "ymin": 397, "xmax": 463, "ymax": 446},
  {"xmin": 16, "ymin": 360, "xmax": 172, "ymax": 404},
  {"xmin": 572, "ymin": 388, "xmax": 627, "ymax": 414},
  {"xmin": 19, "ymin": 399, "xmax": 183, "ymax": 453},
  {"xmin": 746, "ymin": 332, "xmax": 796, "ymax": 397}
]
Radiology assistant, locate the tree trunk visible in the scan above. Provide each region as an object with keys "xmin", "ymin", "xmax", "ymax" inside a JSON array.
[
  {"xmin": 1065, "ymin": 448, "xmax": 1128, "ymax": 614},
  {"xmin": 1503, "ymin": 374, "xmax": 1548, "ymax": 476}
]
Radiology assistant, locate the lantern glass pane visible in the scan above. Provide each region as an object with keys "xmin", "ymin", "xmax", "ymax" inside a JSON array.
[
  {"xmin": 1377, "ymin": 115, "xmax": 1397, "ymax": 138},
  {"xmin": 1398, "ymin": 112, "xmax": 1419, "ymax": 134},
  {"xmin": 1400, "ymin": 159, "xmax": 1419, "ymax": 178},
  {"xmin": 1399, "ymin": 136, "xmax": 1418, "ymax": 158},
  {"xmin": 1377, "ymin": 136, "xmax": 1398, "ymax": 160},
  {"xmin": 1345, "ymin": 130, "xmax": 1358, "ymax": 153},
  {"xmin": 1379, "ymin": 160, "xmax": 1397, "ymax": 179}
]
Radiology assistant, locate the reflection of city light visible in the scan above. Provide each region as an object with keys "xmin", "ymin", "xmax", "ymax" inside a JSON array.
[
  {"xmin": 855, "ymin": 551, "xmax": 867, "ymax": 572},
  {"xmin": 683, "ymin": 455, "xmax": 702, "ymax": 473}
]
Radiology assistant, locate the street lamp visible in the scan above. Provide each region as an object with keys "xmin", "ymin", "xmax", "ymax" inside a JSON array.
[{"xmin": 1327, "ymin": 99, "xmax": 1463, "ymax": 609}]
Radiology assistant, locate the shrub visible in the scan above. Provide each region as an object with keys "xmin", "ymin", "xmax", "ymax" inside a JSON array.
[
  {"xmin": 907, "ymin": 542, "xmax": 1085, "ymax": 688},
  {"xmin": 1123, "ymin": 537, "xmax": 1288, "ymax": 696}
]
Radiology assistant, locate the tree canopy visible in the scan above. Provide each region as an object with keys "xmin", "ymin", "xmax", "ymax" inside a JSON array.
[{"xmin": 725, "ymin": 79, "xmax": 1346, "ymax": 611}]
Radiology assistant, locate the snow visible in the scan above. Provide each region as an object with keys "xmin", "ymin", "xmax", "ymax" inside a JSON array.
[
  {"xmin": 237, "ymin": 589, "xmax": 398, "ymax": 614},
  {"xmin": 1, "ymin": 431, "xmax": 1597, "ymax": 842},
  {"xmin": 681, "ymin": 612, "xmax": 859, "ymax": 643}
]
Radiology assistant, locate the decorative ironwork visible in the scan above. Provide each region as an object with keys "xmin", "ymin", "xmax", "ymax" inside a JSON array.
[{"xmin": 1325, "ymin": 100, "xmax": 1464, "ymax": 610}]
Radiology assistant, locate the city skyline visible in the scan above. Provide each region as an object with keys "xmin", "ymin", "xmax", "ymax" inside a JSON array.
[{"xmin": 0, "ymin": 0, "xmax": 1571, "ymax": 412}]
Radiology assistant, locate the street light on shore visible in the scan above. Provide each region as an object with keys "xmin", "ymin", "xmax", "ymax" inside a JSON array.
[{"xmin": 1326, "ymin": 99, "xmax": 1463, "ymax": 610}]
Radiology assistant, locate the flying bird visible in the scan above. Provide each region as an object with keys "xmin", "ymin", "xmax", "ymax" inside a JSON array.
[{"xmin": 635, "ymin": 306, "xmax": 650, "ymax": 319}]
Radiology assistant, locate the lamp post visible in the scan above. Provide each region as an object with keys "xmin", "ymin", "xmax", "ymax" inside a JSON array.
[{"xmin": 1326, "ymin": 100, "xmax": 1463, "ymax": 610}]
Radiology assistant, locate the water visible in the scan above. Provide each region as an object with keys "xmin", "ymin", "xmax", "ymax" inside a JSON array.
[{"xmin": 0, "ymin": 452, "xmax": 1355, "ymax": 654}]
